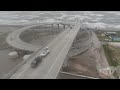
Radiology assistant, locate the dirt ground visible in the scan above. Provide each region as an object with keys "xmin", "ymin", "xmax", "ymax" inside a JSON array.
[
  {"xmin": 108, "ymin": 42, "xmax": 120, "ymax": 48},
  {"xmin": 60, "ymin": 30, "xmax": 111, "ymax": 79},
  {"xmin": 61, "ymin": 46, "xmax": 112, "ymax": 79},
  {"xmin": 62, "ymin": 47, "xmax": 101, "ymax": 78}
]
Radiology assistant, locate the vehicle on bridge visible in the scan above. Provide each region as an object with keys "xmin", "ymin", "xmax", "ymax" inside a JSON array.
[
  {"xmin": 31, "ymin": 47, "xmax": 49, "ymax": 68},
  {"xmin": 23, "ymin": 54, "xmax": 31, "ymax": 60},
  {"xmin": 40, "ymin": 47, "xmax": 49, "ymax": 57},
  {"xmin": 70, "ymin": 26, "xmax": 73, "ymax": 29},
  {"xmin": 31, "ymin": 56, "xmax": 42, "ymax": 68}
]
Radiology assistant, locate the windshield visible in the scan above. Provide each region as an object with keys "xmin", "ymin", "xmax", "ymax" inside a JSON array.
[
  {"xmin": 33, "ymin": 59, "xmax": 38, "ymax": 63},
  {"xmin": 33, "ymin": 61, "xmax": 36, "ymax": 63}
]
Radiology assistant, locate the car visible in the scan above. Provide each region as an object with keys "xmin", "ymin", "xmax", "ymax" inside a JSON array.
[
  {"xmin": 70, "ymin": 26, "xmax": 73, "ymax": 29},
  {"xmin": 40, "ymin": 47, "xmax": 49, "ymax": 57},
  {"xmin": 31, "ymin": 56, "xmax": 42, "ymax": 68},
  {"xmin": 23, "ymin": 54, "xmax": 31, "ymax": 60}
]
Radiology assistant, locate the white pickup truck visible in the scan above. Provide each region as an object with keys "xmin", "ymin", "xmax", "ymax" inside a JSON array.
[{"xmin": 40, "ymin": 47, "xmax": 50, "ymax": 57}]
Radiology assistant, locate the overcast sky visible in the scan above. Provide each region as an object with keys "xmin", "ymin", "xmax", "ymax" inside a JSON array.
[{"xmin": 0, "ymin": 11, "xmax": 120, "ymax": 29}]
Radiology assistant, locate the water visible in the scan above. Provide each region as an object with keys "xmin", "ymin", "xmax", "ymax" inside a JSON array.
[{"xmin": 0, "ymin": 48, "xmax": 23, "ymax": 78}]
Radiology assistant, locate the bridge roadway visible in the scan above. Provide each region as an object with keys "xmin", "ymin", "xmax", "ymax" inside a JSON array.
[
  {"xmin": 9, "ymin": 23, "xmax": 81, "ymax": 79},
  {"xmin": 6, "ymin": 25, "xmax": 42, "ymax": 52},
  {"xmin": 6, "ymin": 22, "xmax": 71, "ymax": 52}
]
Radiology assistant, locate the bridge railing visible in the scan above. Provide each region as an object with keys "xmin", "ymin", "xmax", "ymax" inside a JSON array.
[
  {"xmin": 2, "ymin": 24, "xmax": 73, "ymax": 79},
  {"xmin": 58, "ymin": 71, "xmax": 99, "ymax": 79}
]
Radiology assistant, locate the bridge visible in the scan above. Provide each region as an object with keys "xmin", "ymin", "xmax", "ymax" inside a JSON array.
[
  {"xmin": 6, "ymin": 23, "xmax": 71, "ymax": 52},
  {"xmin": 3, "ymin": 22, "xmax": 81, "ymax": 79}
]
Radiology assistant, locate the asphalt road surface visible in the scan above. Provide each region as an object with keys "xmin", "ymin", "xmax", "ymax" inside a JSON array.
[
  {"xmin": 6, "ymin": 25, "xmax": 41, "ymax": 52},
  {"xmin": 6, "ymin": 23, "xmax": 71, "ymax": 52},
  {"xmin": 10, "ymin": 23, "xmax": 80, "ymax": 79}
]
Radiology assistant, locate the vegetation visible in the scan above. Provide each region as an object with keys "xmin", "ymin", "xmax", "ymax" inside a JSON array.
[
  {"xmin": 116, "ymin": 31, "xmax": 120, "ymax": 36},
  {"xmin": 97, "ymin": 35, "xmax": 109, "ymax": 41},
  {"xmin": 103, "ymin": 45, "xmax": 120, "ymax": 67},
  {"xmin": 95, "ymin": 31, "xmax": 120, "ymax": 42},
  {"xmin": 95, "ymin": 31, "xmax": 109, "ymax": 41}
]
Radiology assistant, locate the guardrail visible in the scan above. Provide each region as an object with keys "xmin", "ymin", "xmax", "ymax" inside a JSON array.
[
  {"xmin": 2, "ymin": 36, "xmax": 55, "ymax": 79},
  {"xmin": 59, "ymin": 71, "xmax": 99, "ymax": 79},
  {"xmin": 2, "ymin": 26, "xmax": 71, "ymax": 79}
]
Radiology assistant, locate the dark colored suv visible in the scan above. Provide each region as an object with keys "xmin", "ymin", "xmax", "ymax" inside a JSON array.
[{"xmin": 31, "ymin": 56, "xmax": 42, "ymax": 68}]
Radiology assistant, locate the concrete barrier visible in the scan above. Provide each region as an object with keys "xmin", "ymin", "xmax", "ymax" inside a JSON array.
[
  {"xmin": 58, "ymin": 71, "xmax": 99, "ymax": 79},
  {"xmin": 2, "ymin": 26, "xmax": 70, "ymax": 79}
]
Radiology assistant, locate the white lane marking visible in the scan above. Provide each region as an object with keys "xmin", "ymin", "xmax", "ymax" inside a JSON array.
[
  {"xmin": 54, "ymin": 30, "xmax": 80, "ymax": 79},
  {"xmin": 3, "ymin": 27, "xmax": 69, "ymax": 79},
  {"xmin": 45, "ymin": 26, "xmax": 80, "ymax": 79},
  {"xmin": 3, "ymin": 29, "xmax": 68, "ymax": 79},
  {"xmin": 17, "ymin": 27, "xmax": 76, "ymax": 79},
  {"xmin": 44, "ymin": 37, "xmax": 70, "ymax": 78},
  {"xmin": 14, "ymin": 65, "xmax": 30, "ymax": 79},
  {"xmin": 16, "ymin": 29, "xmax": 70, "ymax": 79},
  {"xmin": 48, "ymin": 29, "xmax": 69, "ymax": 47}
]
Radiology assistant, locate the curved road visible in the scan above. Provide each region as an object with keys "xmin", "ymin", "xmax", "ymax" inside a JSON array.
[
  {"xmin": 6, "ymin": 22, "xmax": 71, "ymax": 52},
  {"xmin": 8, "ymin": 23, "xmax": 80, "ymax": 79},
  {"xmin": 6, "ymin": 25, "xmax": 42, "ymax": 52}
]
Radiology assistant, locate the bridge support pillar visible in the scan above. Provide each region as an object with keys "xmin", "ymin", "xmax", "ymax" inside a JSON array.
[
  {"xmin": 63, "ymin": 24, "xmax": 65, "ymax": 29},
  {"xmin": 51, "ymin": 24, "xmax": 54, "ymax": 28},
  {"xmin": 57, "ymin": 24, "xmax": 59, "ymax": 29},
  {"xmin": 51, "ymin": 24, "xmax": 54, "ymax": 34},
  {"xmin": 68, "ymin": 24, "xmax": 70, "ymax": 28}
]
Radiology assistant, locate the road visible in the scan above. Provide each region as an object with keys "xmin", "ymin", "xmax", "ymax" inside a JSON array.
[
  {"xmin": 10, "ymin": 23, "xmax": 80, "ymax": 79},
  {"xmin": 6, "ymin": 25, "xmax": 43, "ymax": 52},
  {"xmin": 6, "ymin": 23, "xmax": 71, "ymax": 52}
]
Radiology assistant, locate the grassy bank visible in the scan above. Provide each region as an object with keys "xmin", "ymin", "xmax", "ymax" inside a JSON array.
[
  {"xmin": 103, "ymin": 45, "xmax": 120, "ymax": 67},
  {"xmin": 97, "ymin": 35, "xmax": 109, "ymax": 41}
]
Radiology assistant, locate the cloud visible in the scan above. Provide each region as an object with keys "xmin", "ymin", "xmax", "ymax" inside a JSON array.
[
  {"xmin": 83, "ymin": 13, "xmax": 104, "ymax": 17},
  {"xmin": 107, "ymin": 12, "xmax": 120, "ymax": 16},
  {"xmin": 91, "ymin": 20, "xmax": 99, "ymax": 22},
  {"xmin": 82, "ymin": 22, "xmax": 107, "ymax": 29},
  {"xmin": 82, "ymin": 21, "xmax": 120, "ymax": 30},
  {"xmin": 107, "ymin": 12, "xmax": 118, "ymax": 14},
  {"xmin": 95, "ymin": 14, "xmax": 104, "ymax": 17},
  {"xmin": 113, "ymin": 25, "xmax": 120, "ymax": 29},
  {"xmin": 0, "ymin": 20, "xmax": 31, "ymax": 25}
]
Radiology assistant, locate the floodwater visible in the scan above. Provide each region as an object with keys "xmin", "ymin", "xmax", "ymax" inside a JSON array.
[{"xmin": 0, "ymin": 48, "xmax": 23, "ymax": 78}]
